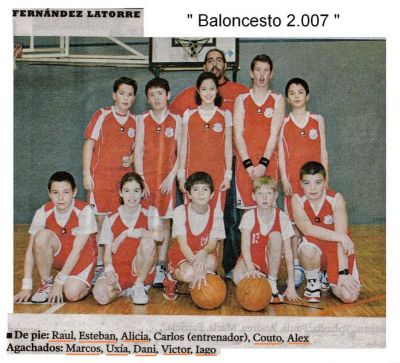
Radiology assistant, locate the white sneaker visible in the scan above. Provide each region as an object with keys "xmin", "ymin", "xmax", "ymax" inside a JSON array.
[
  {"xmin": 131, "ymin": 283, "xmax": 149, "ymax": 305},
  {"xmin": 152, "ymin": 265, "xmax": 166, "ymax": 288},
  {"xmin": 31, "ymin": 278, "xmax": 53, "ymax": 303},
  {"xmin": 304, "ymin": 278, "xmax": 321, "ymax": 303},
  {"xmin": 91, "ymin": 264, "xmax": 104, "ymax": 286}
]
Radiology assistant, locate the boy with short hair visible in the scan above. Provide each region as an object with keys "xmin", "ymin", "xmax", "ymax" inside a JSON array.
[
  {"xmin": 82, "ymin": 77, "xmax": 138, "ymax": 279},
  {"xmin": 278, "ymin": 77, "xmax": 329, "ymax": 287},
  {"xmin": 232, "ymin": 176, "xmax": 300, "ymax": 303},
  {"xmin": 14, "ymin": 171, "xmax": 97, "ymax": 304},
  {"xmin": 134, "ymin": 77, "xmax": 182, "ymax": 288},
  {"xmin": 163, "ymin": 172, "xmax": 225, "ymax": 300},
  {"xmin": 292, "ymin": 161, "xmax": 361, "ymax": 303}
]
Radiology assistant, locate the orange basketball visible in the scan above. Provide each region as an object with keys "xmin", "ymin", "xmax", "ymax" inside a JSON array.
[
  {"xmin": 190, "ymin": 273, "xmax": 227, "ymax": 310},
  {"xmin": 236, "ymin": 276, "xmax": 272, "ymax": 311}
]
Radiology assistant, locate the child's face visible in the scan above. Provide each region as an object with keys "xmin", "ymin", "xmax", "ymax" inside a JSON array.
[
  {"xmin": 188, "ymin": 183, "xmax": 213, "ymax": 207},
  {"xmin": 48, "ymin": 181, "xmax": 76, "ymax": 212},
  {"xmin": 250, "ymin": 61, "xmax": 272, "ymax": 88},
  {"xmin": 113, "ymin": 84, "xmax": 136, "ymax": 114},
  {"xmin": 147, "ymin": 87, "xmax": 170, "ymax": 112},
  {"xmin": 252, "ymin": 185, "xmax": 277, "ymax": 209},
  {"xmin": 198, "ymin": 78, "xmax": 217, "ymax": 105},
  {"xmin": 301, "ymin": 173, "xmax": 327, "ymax": 201},
  {"xmin": 119, "ymin": 180, "xmax": 143, "ymax": 209},
  {"xmin": 287, "ymin": 83, "xmax": 309, "ymax": 109}
]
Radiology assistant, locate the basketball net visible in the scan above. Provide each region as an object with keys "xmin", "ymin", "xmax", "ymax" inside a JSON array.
[
  {"xmin": 13, "ymin": 42, "xmax": 23, "ymax": 70},
  {"xmin": 174, "ymin": 38, "xmax": 211, "ymax": 62}
]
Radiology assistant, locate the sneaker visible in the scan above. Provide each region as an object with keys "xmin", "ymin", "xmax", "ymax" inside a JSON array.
[
  {"xmin": 270, "ymin": 292, "xmax": 284, "ymax": 304},
  {"xmin": 163, "ymin": 275, "xmax": 177, "ymax": 300},
  {"xmin": 304, "ymin": 278, "xmax": 321, "ymax": 303},
  {"xmin": 224, "ymin": 270, "xmax": 233, "ymax": 280},
  {"xmin": 131, "ymin": 283, "xmax": 149, "ymax": 305},
  {"xmin": 31, "ymin": 278, "xmax": 53, "ymax": 303},
  {"xmin": 319, "ymin": 271, "xmax": 330, "ymax": 292},
  {"xmin": 294, "ymin": 264, "xmax": 305, "ymax": 288},
  {"xmin": 92, "ymin": 264, "xmax": 104, "ymax": 286},
  {"xmin": 152, "ymin": 265, "xmax": 166, "ymax": 288}
]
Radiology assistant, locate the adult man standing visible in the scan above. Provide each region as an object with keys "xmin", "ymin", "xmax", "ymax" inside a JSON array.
[{"xmin": 170, "ymin": 48, "xmax": 248, "ymax": 278}]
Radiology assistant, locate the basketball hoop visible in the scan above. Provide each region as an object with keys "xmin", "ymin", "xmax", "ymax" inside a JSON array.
[
  {"xmin": 13, "ymin": 42, "xmax": 23, "ymax": 70},
  {"xmin": 173, "ymin": 38, "xmax": 211, "ymax": 62}
]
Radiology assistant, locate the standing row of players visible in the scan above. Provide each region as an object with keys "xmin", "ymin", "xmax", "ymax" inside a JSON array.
[{"xmin": 14, "ymin": 49, "xmax": 360, "ymax": 306}]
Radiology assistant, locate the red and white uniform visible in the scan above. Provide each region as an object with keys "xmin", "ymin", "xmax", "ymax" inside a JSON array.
[
  {"xmin": 169, "ymin": 81, "xmax": 248, "ymax": 116},
  {"xmin": 85, "ymin": 106, "xmax": 136, "ymax": 214},
  {"xmin": 29, "ymin": 199, "xmax": 98, "ymax": 287},
  {"xmin": 183, "ymin": 107, "xmax": 232, "ymax": 209},
  {"xmin": 235, "ymin": 90, "xmax": 280, "ymax": 208},
  {"xmin": 167, "ymin": 203, "xmax": 225, "ymax": 272},
  {"xmin": 281, "ymin": 112, "xmax": 323, "ymax": 220},
  {"xmin": 140, "ymin": 110, "xmax": 180, "ymax": 218},
  {"xmin": 295, "ymin": 189, "xmax": 359, "ymax": 285},
  {"xmin": 100, "ymin": 205, "xmax": 162, "ymax": 289},
  {"xmin": 238, "ymin": 208, "xmax": 294, "ymax": 274}
]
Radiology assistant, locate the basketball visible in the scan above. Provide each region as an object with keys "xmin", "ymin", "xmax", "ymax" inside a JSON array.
[
  {"xmin": 236, "ymin": 276, "xmax": 272, "ymax": 311},
  {"xmin": 190, "ymin": 273, "xmax": 227, "ymax": 310}
]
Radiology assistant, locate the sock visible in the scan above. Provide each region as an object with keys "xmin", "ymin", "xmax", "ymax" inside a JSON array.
[
  {"xmin": 304, "ymin": 269, "xmax": 319, "ymax": 282},
  {"xmin": 267, "ymin": 275, "xmax": 279, "ymax": 295},
  {"xmin": 294, "ymin": 258, "xmax": 300, "ymax": 266}
]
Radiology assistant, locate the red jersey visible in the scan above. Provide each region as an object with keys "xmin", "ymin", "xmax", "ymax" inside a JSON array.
[
  {"xmin": 296, "ymin": 189, "xmax": 358, "ymax": 284},
  {"xmin": 235, "ymin": 91, "xmax": 280, "ymax": 208},
  {"xmin": 169, "ymin": 81, "xmax": 248, "ymax": 116},
  {"xmin": 167, "ymin": 204, "xmax": 216, "ymax": 272},
  {"xmin": 141, "ymin": 110, "xmax": 179, "ymax": 217},
  {"xmin": 238, "ymin": 208, "xmax": 281, "ymax": 274}
]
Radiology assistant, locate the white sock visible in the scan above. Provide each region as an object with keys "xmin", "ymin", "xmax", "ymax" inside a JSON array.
[
  {"xmin": 267, "ymin": 275, "xmax": 279, "ymax": 294},
  {"xmin": 304, "ymin": 269, "xmax": 319, "ymax": 282}
]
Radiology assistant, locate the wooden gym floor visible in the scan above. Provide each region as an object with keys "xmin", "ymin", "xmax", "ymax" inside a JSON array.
[{"xmin": 13, "ymin": 224, "xmax": 385, "ymax": 317}]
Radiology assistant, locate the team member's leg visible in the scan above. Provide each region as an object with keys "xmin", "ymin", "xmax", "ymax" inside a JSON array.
[
  {"xmin": 153, "ymin": 219, "xmax": 170, "ymax": 287},
  {"xmin": 232, "ymin": 259, "xmax": 248, "ymax": 286},
  {"xmin": 267, "ymin": 231, "xmax": 284, "ymax": 303}
]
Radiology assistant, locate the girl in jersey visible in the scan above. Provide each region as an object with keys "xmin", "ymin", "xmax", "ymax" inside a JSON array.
[
  {"xmin": 92, "ymin": 172, "xmax": 162, "ymax": 305},
  {"xmin": 177, "ymin": 72, "xmax": 233, "ymax": 210}
]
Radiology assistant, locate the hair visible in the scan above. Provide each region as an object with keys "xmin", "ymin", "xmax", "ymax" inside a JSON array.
[
  {"xmin": 300, "ymin": 161, "xmax": 327, "ymax": 180},
  {"xmin": 113, "ymin": 77, "xmax": 138, "ymax": 95},
  {"xmin": 250, "ymin": 54, "xmax": 273, "ymax": 71},
  {"xmin": 195, "ymin": 72, "xmax": 223, "ymax": 106},
  {"xmin": 252, "ymin": 176, "xmax": 276, "ymax": 193},
  {"xmin": 48, "ymin": 171, "xmax": 76, "ymax": 191},
  {"xmin": 145, "ymin": 77, "xmax": 170, "ymax": 96},
  {"xmin": 203, "ymin": 48, "xmax": 227, "ymax": 65},
  {"xmin": 119, "ymin": 172, "xmax": 145, "ymax": 204},
  {"xmin": 184, "ymin": 171, "xmax": 214, "ymax": 194},
  {"xmin": 285, "ymin": 77, "xmax": 310, "ymax": 97}
]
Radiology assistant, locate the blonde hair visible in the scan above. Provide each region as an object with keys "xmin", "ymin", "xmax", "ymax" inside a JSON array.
[{"xmin": 252, "ymin": 176, "xmax": 276, "ymax": 193}]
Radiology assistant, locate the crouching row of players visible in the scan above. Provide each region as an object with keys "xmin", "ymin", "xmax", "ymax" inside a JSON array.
[{"xmin": 14, "ymin": 161, "xmax": 360, "ymax": 307}]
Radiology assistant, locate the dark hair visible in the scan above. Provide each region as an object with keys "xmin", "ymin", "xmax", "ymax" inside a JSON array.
[
  {"xmin": 48, "ymin": 171, "xmax": 76, "ymax": 191},
  {"xmin": 250, "ymin": 54, "xmax": 273, "ymax": 71},
  {"xmin": 145, "ymin": 77, "xmax": 170, "ymax": 96},
  {"xmin": 285, "ymin": 77, "xmax": 310, "ymax": 97},
  {"xmin": 203, "ymin": 48, "xmax": 227, "ymax": 65},
  {"xmin": 184, "ymin": 171, "xmax": 214, "ymax": 194},
  {"xmin": 300, "ymin": 161, "xmax": 326, "ymax": 180},
  {"xmin": 195, "ymin": 72, "xmax": 223, "ymax": 107},
  {"xmin": 113, "ymin": 77, "xmax": 138, "ymax": 95},
  {"xmin": 119, "ymin": 172, "xmax": 145, "ymax": 204}
]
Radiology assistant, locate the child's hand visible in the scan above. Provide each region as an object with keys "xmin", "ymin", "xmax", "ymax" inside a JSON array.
[
  {"xmin": 13, "ymin": 289, "xmax": 32, "ymax": 303},
  {"xmin": 105, "ymin": 271, "xmax": 120, "ymax": 289},
  {"xmin": 246, "ymin": 165, "xmax": 256, "ymax": 180},
  {"xmin": 48, "ymin": 282, "xmax": 64, "ymax": 304},
  {"xmin": 178, "ymin": 179, "xmax": 186, "ymax": 194},
  {"xmin": 252, "ymin": 164, "xmax": 266, "ymax": 179},
  {"xmin": 337, "ymin": 274, "xmax": 361, "ymax": 294},
  {"xmin": 340, "ymin": 235, "xmax": 355, "ymax": 256},
  {"xmin": 282, "ymin": 178, "xmax": 293, "ymax": 196},
  {"xmin": 219, "ymin": 177, "xmax": 231, "ymax": 191},
  {"xmin": 246, "ymin": 269, "xmax": 265, "ymax": 279},
  {"xmin": 83, "ymin": 173, "xmax": 94, "ymax": 191},
  {"xmin": 143, "ymin": 180, "xmax": 151, "ymax": 199},
  {"xmin": 122, "ymin": 155, "xmax": 133, "ymax": 168},
  {"xmin": 283, "ymin": 287, "xmax": 302, "ymax": 301},
  {"xmin": 159, "ymin": 173, "xmax": 175, "ymax": 195}
]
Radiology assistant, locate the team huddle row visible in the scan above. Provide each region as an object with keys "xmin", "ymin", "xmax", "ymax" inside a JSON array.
[{"xmin": 14, "ymin": 49, "xmax": 361, "ymax": 308}]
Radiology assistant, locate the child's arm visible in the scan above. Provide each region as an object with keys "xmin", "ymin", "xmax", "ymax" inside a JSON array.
[
  {"xmin": 253, "ymin": 95, "xmax": 285, "ymax": 178},
  {"xmin": 133, "ymin": 116, "xmax": 150, "ymax": 198},
  {"xmin": 160, "ymin": 115, "xmax": 183, "ymax": 195},
  {"xmin": 192, "ymin": 238, "xmax": 218, "ymax": 286},
  {"xmin": 292, "ymin": 194, "xmax": 354, "ymax": 255},
  {"xmin": 82, "ymin": 139, "xmax": 95, "ymax": 191},
  {"xmin": 220, "ymin": 111, "xmax": 233, "ymax": 191},
  {"xmin": 317, "ymin": 115, "xmax": 329, "ymax": 185},
  {"xmin": 177, "ymin": 111, "xmax": 189, "ymax": 192},
  {"xmin": 13, "ymin": 235, "xmax": 35, "ymax": 302},
  {"xmin": 241, "ymin": 228, "xmax": 260, "ymax": 276},
  {"xmin": 278, "ymin": 126, "xmax": 293, "ymax": 196},
  {"xmin": 233, "ymin": 95, "xmax": 256, "ymax": 179}
]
